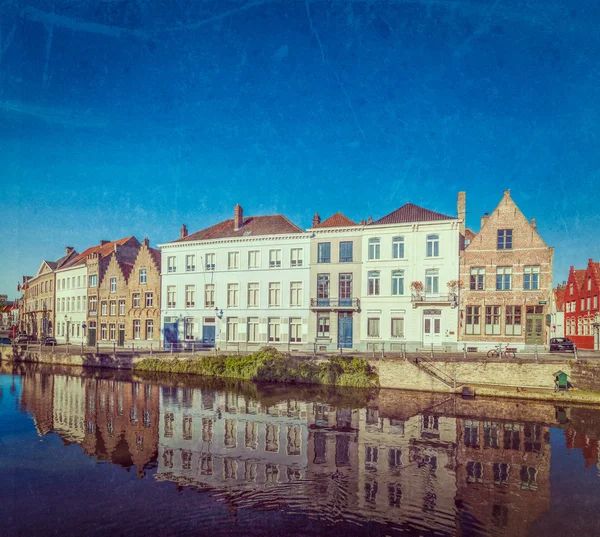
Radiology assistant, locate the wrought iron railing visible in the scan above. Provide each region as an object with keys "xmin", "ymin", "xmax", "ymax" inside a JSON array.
[
  {"xmin": 411, "ymin": 293, "xmax": 457, "ymax": 303},
  {"xmin": 310, "ymin": 298, "xmax": 360, "ymax": 309}
]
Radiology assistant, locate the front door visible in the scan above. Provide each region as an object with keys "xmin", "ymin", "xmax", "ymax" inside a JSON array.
[
  {"xmin": 526, "ymin": 315, "xmax": 544, "ymax": 344},
  {"xmin": 118, "ymin": 324, "xmax": 125, "ymax": 346},
  {"xmin": 203, "ymin": 324, "xmax": 216, "ymax": 347},
  {"xmin": 338, "ymin": 312, "xmax": 352, "ymax": 349},
  {"xmin": 423, "ymin": 311, "xmax": 442, "ymax": 347},
  {"xmin": 164, "ymin": 321, "xmax": 178, "ymax": 346},
  {"xmin": 88, "ymin": 327, "xmax": 96, "ymax": 346}
]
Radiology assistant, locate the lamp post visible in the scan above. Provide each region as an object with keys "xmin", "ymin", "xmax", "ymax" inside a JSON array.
[
  {"xmin": 64, "ymin": 315, "xmax": 70, "ymax": 344},
  {"xmin": 215, "ymin": 307, "xmax": 224, "ymax": 350}
]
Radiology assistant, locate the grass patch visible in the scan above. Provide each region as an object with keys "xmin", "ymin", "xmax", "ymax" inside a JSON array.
[{"xmin": 134, "ymin": 347, "xmax": 379, "ymax": 388}]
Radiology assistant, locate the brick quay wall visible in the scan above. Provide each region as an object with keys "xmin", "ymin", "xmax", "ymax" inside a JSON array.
[{"xmin": 2, "ymin": 345, "xmax": 600, "ymax": 404}]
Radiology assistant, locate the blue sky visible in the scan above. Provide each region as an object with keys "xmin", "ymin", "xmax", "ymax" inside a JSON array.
[{"xmin": 1, "ymin": 0, "xmax": 600, "ymax": 297}]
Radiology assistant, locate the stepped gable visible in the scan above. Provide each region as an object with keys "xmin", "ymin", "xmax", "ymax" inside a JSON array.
[
  {"xmin": 314, "ymin": 212, "xmax": 359, "ymax": 228},
  {"xmin": 555, "ymin": 285, "xmax": 566, "ymax": 312},
  {"xmin": 64, "ymin": 237, "xmax": 135, "ymax": 268},
  {"xmin": 149, "ymin": 247, "xmax": 162, "ymax": 271},
  {"xmin": 574, "ymin": 269, "xmax": 587, "ymax": 290},
  {"xmin": 118, "ymin": 261, "xmax": 134, "ymax": 281},
  {"xmin": 174, "ymin": 215, "xmax": 303, "ymax": 242},
  {"xmin": 373, "ymin": 202, "xmax": 455, "ymax": 225}
]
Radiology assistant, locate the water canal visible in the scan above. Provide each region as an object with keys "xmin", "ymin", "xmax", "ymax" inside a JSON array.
[{"xmin": 1, "ymin": 364, "xmax": 599, "ymax": 537}]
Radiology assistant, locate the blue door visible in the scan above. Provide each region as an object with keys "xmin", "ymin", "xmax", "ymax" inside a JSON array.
[
  {"xmin": 163, "ymin": 322, "xmax": 178, "ymax": 347},
  {"xmin": 203, "ymin": 325, "xmax": 216, "ymax": 347},
  {"xmin": 338, "ymin": 313, "xmax": 353, "ymax": 349}
]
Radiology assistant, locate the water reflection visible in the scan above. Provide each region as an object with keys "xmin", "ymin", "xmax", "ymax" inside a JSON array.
[{"xmin": 9, "ymin": 366, "xmax": 600, "ymax": 536}]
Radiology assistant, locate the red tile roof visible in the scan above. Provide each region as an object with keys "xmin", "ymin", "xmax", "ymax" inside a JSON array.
[
  {"xmin": 173, "ymin": 215, "xmax": 303, "ymax": 243},
  {"xmin": 64, "ymin": 237, "xmax": 135, "ymax": 268},
  {"xmin": 373, "ymin": 203, "xmax": 455, "ymax": 225},
  {"xmin": 574, "ymin": 269, "xmax": 586, "ymax": 289},
  {"xmin": 314, "ymin": 212, "xmax": 358, "ymax": 228},
  {"xmin": 555, "ymin": 285, "xmax": 566, "ymax": 312}
]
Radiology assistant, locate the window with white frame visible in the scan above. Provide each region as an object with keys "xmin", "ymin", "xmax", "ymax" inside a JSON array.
[
  {"xmin": 496, "ymin": 267, "xmax": 512, "ymax": 291},
  {"xmin": 290, "ymin": 248, "xmax": 303, "ymax": 267},
  {"xmin": 244, "ymin": 282, "xmax": 258, "ymax": 308},
  {"xmin": 594, "ymin": 296, "xmax": 598, "ymax": 310},
  {"xmin": 268, "ymin": 318, "xmax": 280, "ymax": 342},
  {"xmin": 588, "ymin": 278, "xmax": 592, "ymax": 291},
  {"xmin": 505, "ymin": 306, "xmax": 522, "ymax": 335},
  {"xmin": 368, "ymin": 238, "xmax": 380, "ymax": 260},
  {"xmin": 110, "ymin": 301, "xmax": 116, "ymax": 316},
  {"xmin": 368, "ymin": 271, "xmax": 380, "ymax": 295},
  {"xmin": 269, "ymin": 282, "xmax": 281, "ymax": 307},
  {"xmin": 205, "ymin": 284, "xmax": 215, "ymax": 307},
  {"xmin": 228, "ymin": 251, "xmax": 239, "ymax": 270},
  {"xmin": 184, "ymin": 318, "xmax": 195, "ymax": 340},
  {"xmin": 89, "ymin": 295, "xmax": 97, "ymax": 312},
  {"xmin": 67, "ymin": 297, "xmax": 71, "ymax": 312},
  {"xmin": 391, "ymin": 318, "xmax": 404, "ymax": 338},
  {"xmin": 110, "ymin": 277, "xmax": 117, "ymax": 293},
  {"xmin": 109, "ymin": 324, "xmax": 116, "ymax": 341},
  {"xmin": 269, "ymin": 249, "xmax": 281, "ymax": 268},
  {"xmin": 317, "ymin": 273, "xmax": 330, "ymax": 303},
  {"xmin": 247, "ymin": 318, "xmax": 259, "ymax": 342},
  {"xmin": 101, "ymin": 301, "xmax": 107, "ymax": 315},
  {"xmin": 167, "ymin": 286, "xmax": 176, "ymax": 308},
  {"xmin": 101, "ymin": 324, "xmax": 107, "ymax": 340},
  {"xmin": 185, "ymin": 255, "xmax": 195, "ymax": 272},
  {"xmin": 205, "ymin": 253, "xmax": 215, "ymax": 271},
  {"xmin": 119, "ymin": 300, "xmax": 125, "ymax": 316},
  {"xmin": 485, "ymin": 306, "xmax": 501, "ymax": 335},
  {"xmin": 581, "ymin": 298, "xmax": 585, "ymax": 311},
  {"xmin": 248, "ymin": 250, "xmax": 260, "ymax": 269},
  {"xmin": 289, "ymin": 318, "xmax": 302, "ymax": 343},
  {"xmin": 587, "ymin": 297, "xmax": 591, "ymax": 311},
  {"xmin": 132, "ymin": 293, "xmax": 140, "ymax": 308},
  {"xmin": 76, "ymin": 296, "xmax": 81, "ymax": 312},
  {"xmin": 140, "ymin": 269, "xmax": 147, "ymax": 284},
  {"xmin": 339, "ymin": 241, "xmax": 353, "ymax": 263},
  {"xmin": 470, "ymin": 268, "xmax": 485, "ymax": 290},
  {"xmin": 89, "ymin": 274, "xmax": 98, "ymax": 287},
  {"xmin": 392, "ymin": 237, "xmax": 405, "ymax": 259},
  {"xmin": 227, "ymin": 317, "xmax": 239, "ymax": 342},
  {"xmin": 290, "ymin": 281, "xmax": 302, "ymax": 307},
  {"xmin": 425, "ymin": 269, "xmax": 439, "ymax": 294},
  {"xmin": 465, "ymin": 306, "xmax": 481, "ymax": 334},
  {"xmin": 227, "ymin": 283, "xmax": 239, "ymax": 307},
  {"xmin": 133, "ymin": 320, "xmax": 141, "ymax": 340},
  {"xmin": 367, "ymin": 318, "xmax": 380, "ymax": 338},
  {"xmin": 391, "ymin": 271, "xmax": 404, "ymax": 296},
  {"xmin": 339, "ymin": 273, "xmax": 352, "ymax": 301},
  {"xmin": 167, "ymin": 256, "xmax": 176, "ymax": 273},
  {"xmin": 524, "ymin": 266, "xmax": 540, "ymax": 290},
  {"xmin": 317, "ymin": 243, "xmax": 331, "ymax": 263},
  {"xmin": 185, "ymin": 285, "xmax": 195, "ymax": 308},
  {"xmin": 317, "ymin": 314, "xmax": 330, "ymax": 338},
  {"xmin": 146, "ymin": 319, "xmax": 153, "ymax": 340},
  {"xmin": 67, "ymin": 278, "xmax": 71, "ymax": 289},
  {"xmin": 426, "ymin": 235, "xmax": 440, "ymax": 257},
  {"xmin": 145, "ymin": 293, "xmax": 153, "ymax": 308}
]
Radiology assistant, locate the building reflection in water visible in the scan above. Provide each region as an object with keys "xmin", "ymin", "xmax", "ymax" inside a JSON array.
[{"xmin": 15, "ymin": 369, "xmax": 600, "ymax": 536}]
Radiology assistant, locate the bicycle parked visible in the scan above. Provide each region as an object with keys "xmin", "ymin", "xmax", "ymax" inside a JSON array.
[{"xmin": 487, "ymin": 345, "xmax": 516, "ymax": 359}]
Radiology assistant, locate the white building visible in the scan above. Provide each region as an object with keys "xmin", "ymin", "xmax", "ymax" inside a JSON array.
[
  {"xmin": 54, "ymin": 254, "xmax": 89, "ymax": 345},
  {"xmin": 360, "ymin": 203, "xmax": 461, "ymax": 351},
  {"xmin": 159, "ymin": 205, "xmax": 311, "ymax": 351}
]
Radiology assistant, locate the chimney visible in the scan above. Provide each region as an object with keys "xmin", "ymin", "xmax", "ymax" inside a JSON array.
[
  {"xmin": 180, "ymin": 224, "xmax": 188, "ymax": 239},
  {"xmin": 367, "ymin": 216, "xmax": 373, "ymax": 224},
  {"xmin": 503, "ymin": 189, "xmax": 511, "ymax": 198},
  {"xmin": 114, "ymin": 243, "xmax": 120, "ymax": 253},
  {"xmin": 457, "ymin": 191, "xmax": 466, "ymax": 236},
  {"xmin": 143, "ymin": 237, "xmax": 149, "ymax": 247},
  {"xmin": 312, "ymin": 212, "xmax": 321, "ymax": 227},
  {"xmin": 480, "ymin": 212, "xmax": 489, "ymax": 229},
  {"xmin": 65, "ymin": 246, "xmax": 74, "ymax": 255},
  {"xmin": 100, "ymin": 240, "xmax": 110, "ymax": 246},
  {"xmin": 361, "ymin": 219, "xmax": 366, "ymax": 225},
  {"xmin": 531, "ymin": 217, "xmax": 536, "ymax": 230},
  {"xmin": 234, "ymin": 204, "xmax": 243, "ymax": 231}
]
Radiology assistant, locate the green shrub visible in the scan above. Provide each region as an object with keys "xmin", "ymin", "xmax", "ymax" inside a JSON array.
[{"xmin": 133, "ymin": 347, "xmax": 379, "ymax": 388}]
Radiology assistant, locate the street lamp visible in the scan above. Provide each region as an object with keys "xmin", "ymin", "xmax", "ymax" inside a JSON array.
[{"xmin": 64, "ymin": 315, "xmax": 70, "ymax": 344}]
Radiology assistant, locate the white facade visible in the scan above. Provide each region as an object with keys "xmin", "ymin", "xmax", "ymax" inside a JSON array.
[
  {"xmin": 159, "ymin": 233, "xmax": 311, "ymax": 351},
  {"xmin": 360, "ymin": 220, "xmax": 461, "ymax": 351},
  {"xmin": 54, "ymin": 264, "xmax": 88, "ymax": 344}
]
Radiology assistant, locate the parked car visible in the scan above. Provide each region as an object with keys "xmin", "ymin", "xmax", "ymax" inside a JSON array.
[
  {"xmin": 42, "ymin": 336, "xmax": 57, "ymax": 346},
  {"xmin": 550, "ymin": 337, "xmax": 575, "ymax": 352},
  {"xmin": 0, "ymin": 336, "xmax": 12, "ymax": 345},
  {"xmin": 15, "ymin": 333, "xmax": 32, "ymax": 344}
]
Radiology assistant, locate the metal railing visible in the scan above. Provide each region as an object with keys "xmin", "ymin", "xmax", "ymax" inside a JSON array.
[
  {"xmin": 310, "ymin": 298, "xmax": 360, "ymax": 309},
  {"xmin": 411, "ymin": 293, "xmax": 457, "ymax": 303}
]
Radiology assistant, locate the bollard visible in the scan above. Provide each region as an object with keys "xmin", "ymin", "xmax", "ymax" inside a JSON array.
[
  {"xmin": 132, "ymin": 344, "xmax": 134, "ymax": 354},
  {"xmin": 463, "ymin": 343, "xmax": 467, "ymax": 360},
  {"xmin": 574, "ymin": 345, "xmax": 578, "ymax": 361},
  {"xmin": 171, "ymin": 343, "xmax": 173, "ymax": 354},
  {"xmin": 66, "ymin": 343, "xmax": 69, "ymax": 355},
  {"xmin": 453, "ymin": 374, "xmax": 457, "ymax": 389},
  {"xmin": 114, "ymin": 343, "xmax": 116, "ymax": 354},
  {"xmin": 96, "ymin": 342, "xmax": 99, "ymax": 354},
  {"xmin": 402, "ymin": 343, "xmax": 406, "ymax": 360},
  {"xmin": 381, "ymin": 343, "xmax": 384, "ymax": 360},
  {"xmin": 81, "ymin": 341, "xmax": 84, "ymax": 354},
  {"xmin": 340, "ymin": 346, "xmax": 344, "ymax": 357},
  {"xmin": 430, "ymin": 343, "xmax": 434, "ymax": 360},
  {"xmin": 535, "ymin": 344, "xmax": 539, "ymax": 361},
  {"xmin": 150, "ymin": 344, "xmax": 153, "ymax": 355}
]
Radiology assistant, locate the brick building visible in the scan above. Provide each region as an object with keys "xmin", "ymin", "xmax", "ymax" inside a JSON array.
[
  {"xmin": 459, "ymin": 191, "xmax": 554, "ymax": 350},
  {"xmin": 564, "ymin": 259, "xmax": 600, "ymax": 349}
]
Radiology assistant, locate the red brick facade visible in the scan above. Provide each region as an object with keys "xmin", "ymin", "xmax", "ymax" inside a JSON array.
[{"xmin": 564, "ymin": 259, "xmax": 600, "ymax": 349}]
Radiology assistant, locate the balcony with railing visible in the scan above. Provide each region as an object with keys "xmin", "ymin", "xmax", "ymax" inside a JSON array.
[
  {"xmin": 411, "ymin": 293, "xmax": 458, "ymax": 307},
  {"xmin": 310, "ymin": 298, "xmax": 360, "ymax": 310}
]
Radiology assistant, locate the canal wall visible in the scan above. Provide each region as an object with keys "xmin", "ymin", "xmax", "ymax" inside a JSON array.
[{"xmin": 3, "ymin": 345, "xmax": 600, "ymax": 403}]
